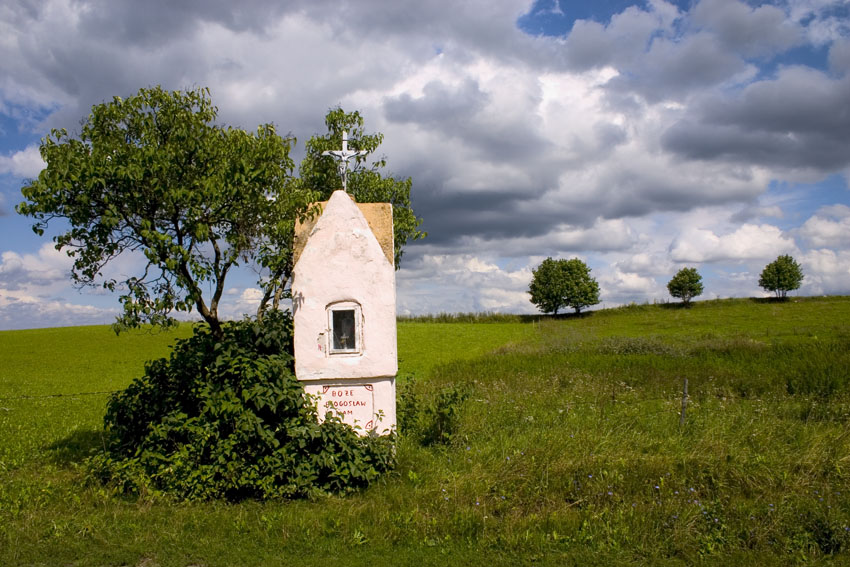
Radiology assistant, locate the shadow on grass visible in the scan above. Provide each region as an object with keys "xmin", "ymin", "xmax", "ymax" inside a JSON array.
[
  {"xmin": 656, "ymin": 302, "xmax": 692, "ymax": 310},
  {"xmin": 749, "ymin": 297, "xmax": 791, "ymax": 304},
  {"xmin": 46, "ymin": 428, "xmax": 107, "ymax": 465},
  {"xmin": 548, "ymin": 311, "xmax": 596, "ymax": 319}
]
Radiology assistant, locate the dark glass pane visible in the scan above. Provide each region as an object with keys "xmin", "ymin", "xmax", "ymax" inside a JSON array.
[{"xmin": 332, "ymin": 309, "xmax": 356, "ymax": 350}]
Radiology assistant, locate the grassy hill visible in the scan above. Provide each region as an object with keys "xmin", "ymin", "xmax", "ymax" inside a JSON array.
[{"xmin": 1, "ymin": 297, "xmax": 849, "ymax": 566}]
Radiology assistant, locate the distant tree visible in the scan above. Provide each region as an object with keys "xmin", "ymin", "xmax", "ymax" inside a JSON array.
[
  {"xmin": 18, "ymin": 86, "xmax": 311, "ymax": 338},
  {"xmin": 667, "ymin": 267, "xmax": 704, "ymax": 305},
  {"xmin": 759, "ymin": 255, "xmax": 804, "ymax": 298},
  {"xmin": 529, "ymin": 257, "xmax": 600, "ymax": 315},
  {"xmin": 528, "ymin": 258, "xmax": 566, "ymax": 314}
]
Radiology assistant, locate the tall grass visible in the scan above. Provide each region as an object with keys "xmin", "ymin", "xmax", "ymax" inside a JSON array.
[{"xmin": 1, "ymin": 297, "xmax": 849, "ymax": 566}]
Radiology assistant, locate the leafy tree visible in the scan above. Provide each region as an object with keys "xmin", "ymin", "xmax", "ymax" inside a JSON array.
[
  {"xmin": 667, "ymin": 267, "xmax": 704, "ymax": 305},
  {"xmin": 759, "ymin": 254, "xmax": 804, "ymax": 298},
  {"xmin": 528, "ymin": 258, "xmax": 566, "ymax": 314},
  {"xmin": 529, "ymin": 257, "xmax": 601, "ymax": 314},
  {"xmin": 18, "ymin": 86, "xmax": 310, "ymax": 338}
]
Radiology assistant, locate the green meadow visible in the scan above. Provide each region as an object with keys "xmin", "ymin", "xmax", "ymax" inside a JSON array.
[{"xmin": 1, "ymin": 297, "xmax": 849, "ymax": 566}]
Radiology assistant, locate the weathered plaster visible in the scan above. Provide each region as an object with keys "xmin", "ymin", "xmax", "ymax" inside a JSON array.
[
  {"xmin": 292, "ymin": 190, "xmax": 397, "ymax": 382},
  {"xmin": 293, "ymin": 201, "xmax": 394, "ymax": 266}
]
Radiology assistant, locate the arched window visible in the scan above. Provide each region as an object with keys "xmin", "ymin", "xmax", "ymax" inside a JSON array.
[{"xmin": 327, "ymin": 301, "xmax": 362, "ymax": 354}]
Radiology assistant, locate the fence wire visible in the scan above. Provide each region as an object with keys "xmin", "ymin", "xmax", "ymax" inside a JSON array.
[{"xmin": 0, "ymin": 390, "xmax": 119, "ymax": 402}]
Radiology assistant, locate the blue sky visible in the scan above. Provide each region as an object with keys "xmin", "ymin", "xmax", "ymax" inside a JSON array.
[{"xmin": 1, "ymin": 0, "xmax": 849, "ymax": 329}]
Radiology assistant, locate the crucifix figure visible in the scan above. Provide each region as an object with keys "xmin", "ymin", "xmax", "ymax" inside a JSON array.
[{"xmin": 322, "ymin": 130, "xmax": 368, "ymax": 193}]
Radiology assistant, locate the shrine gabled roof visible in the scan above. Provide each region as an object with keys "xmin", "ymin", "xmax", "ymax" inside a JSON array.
[{"xmin": 293, "ymin": 192, "xmax": 394, "ymax": 267}]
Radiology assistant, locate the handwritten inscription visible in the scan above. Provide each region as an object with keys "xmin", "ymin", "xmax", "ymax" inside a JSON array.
[{"xmin": 312, "ymin": 384, "xmax": 375, "ymax": 430}]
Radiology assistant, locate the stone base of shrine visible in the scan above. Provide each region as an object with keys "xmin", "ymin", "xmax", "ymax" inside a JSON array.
[{"xmin": 302, "ymin": 376, "xmax": 396, "ymax": 436}]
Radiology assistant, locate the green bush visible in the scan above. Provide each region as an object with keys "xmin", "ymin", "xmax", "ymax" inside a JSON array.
[{"xmin": 87, "ymin": 311, "xmax": 394, "ymax": 500}]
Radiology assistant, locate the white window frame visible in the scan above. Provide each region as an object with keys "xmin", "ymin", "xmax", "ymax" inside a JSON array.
[{"xmin": 327, "ymin": 301, "xmax": 362, "ymax": 355}]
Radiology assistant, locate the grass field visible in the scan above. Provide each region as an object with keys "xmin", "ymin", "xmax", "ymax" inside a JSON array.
[{"xmin": 1, "ymin": 297, "xmax": 849, "ymax": 566}]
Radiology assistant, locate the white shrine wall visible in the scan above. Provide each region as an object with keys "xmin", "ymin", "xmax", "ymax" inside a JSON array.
[{"xmin": 291, "ymin": 190, "xmax": 397, "ymax": 434}]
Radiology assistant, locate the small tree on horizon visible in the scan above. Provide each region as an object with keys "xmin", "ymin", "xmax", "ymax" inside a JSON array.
[
  {"xmin": 667, "ymin": 267, "xmax": 704, "ymax": 305},
  {"xmin": 529, "ymin": 257, "xmax": 601, "ymax": 315},
  {"xmin": 759, "ymin": 255, "xmax": 804, "ymax": 298}
]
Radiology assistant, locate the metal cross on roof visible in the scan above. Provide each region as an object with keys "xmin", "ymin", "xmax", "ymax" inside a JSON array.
[{"xmin": 322, "ymin": 130, "xmax": 368, "ymax": 193}]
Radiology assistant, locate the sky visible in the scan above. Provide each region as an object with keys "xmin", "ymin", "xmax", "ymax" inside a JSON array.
[{"xmin": 1, "ymin": 0, "xmax": 849, "ymax": 330}]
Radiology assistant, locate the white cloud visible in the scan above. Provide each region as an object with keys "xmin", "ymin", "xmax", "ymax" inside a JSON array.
[
  {"xmin": 0, "ymin": 242, "xmax": 118, "ymax": 328},
  {"xmin": 692, "ymin": 0, "xmax": 803, "ymax": 57},
  {"xmin": 829, "ymin": 37, "xmax": 850, "ymax": 74},
  {"xmin": 398, "ymin": 253, "xmax": 534, "ymax": 315},
  {"xmin": 670, "ymin": 223, "xmax": 797, "ymax": 263},
  {"xmin": 599, "ymin": 267, "xmax": 662, "ymax": 303},
  {"xmin": 789, "ymin": 0, "xmax": 850, "ymax": 45},
  {"xmin": 0, "ymin": 145, "xmax": 44, "ymax": 178},
  {"xmin": 216, "ymin": 286, "xmax": 265, "ymax": 320},
  {"xmin": 0, "ymin": 243, "xmax": 71, "ymax": 291},
  {"xmin": 0, "ymin": 292, "xmax": 115, "ymax": 330},
  {"xmin": 800, "ymin": 248, "xmax": 850, "ymax": 295},
  {"xmin": 614, "ymin": 252, "xmax": 674, "ymax": 276},
  {"xmin": 478, "ymin": 287, "xmax": 532, "ymax": 312},
  {"xmin": 416, "ymin": 217, "xmax": 640, "ymax": 260},
  {"xmin": 799, "ymin": 204, "xmax": 850, "ymax": 248}
]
